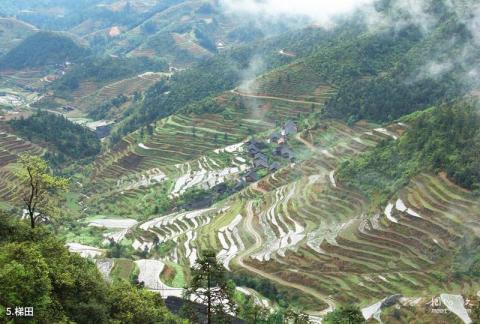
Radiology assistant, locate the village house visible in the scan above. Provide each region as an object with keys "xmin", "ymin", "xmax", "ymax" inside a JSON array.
[
  {"xmin": 245, "ymin": 170, "xmax": 259, "ymax": 182},
  {"xmin": 254, "ymin": 152, "xmax": 268, "ymax": 162},
  {"xmin": 253, "ymin": 158, "xmax": 269, "ymax": 169},
  {"xmin": 247, "ymin": 139, "xmax": 266, "ymax": 148},
  {"xmin": 247, "ymin": 143, "xmax": 261, "ymax": 156},
  {"xmin": 269, "ymin": 162, "xmax": 281, "ymax": 172},
  {"xmin": 283, "ymin": 120, "xmax": 298, "ymax": 136},
  {"xmin": 62, "ymin": 105, "xmax": 75, "ymax": 112},
  {"xmin": 270, "ymin": 131, "xmax": 281, "ymax": 143},
  {"xmin": 276, "ymin": 144, "xmax": 295, "ymax": 161}
]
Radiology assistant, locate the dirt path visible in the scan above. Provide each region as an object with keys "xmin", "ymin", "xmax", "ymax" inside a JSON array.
[
  {"xmin": 232, "ymin": 90, "xmax": 324, "ymax": 106},
  {"xmin": 295, "ymin": 132, "xmax": 317, "ymax": 151},
  {"xmin": 236, "ymin": 201, "xmax": 336, "ymax": 316}
]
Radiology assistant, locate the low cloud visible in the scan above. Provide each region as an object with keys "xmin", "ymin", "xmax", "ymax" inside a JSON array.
[{"xmin": 220, "ymin": 0, "xmax": 374, "ymax": 27}]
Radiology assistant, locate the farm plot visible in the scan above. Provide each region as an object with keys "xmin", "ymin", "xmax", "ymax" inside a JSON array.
[
  {"xmin": 90, "ymin": 110, "xmax": 270, "ymax": 190},
  {"xmin": 87, "ymin": 217, "xmax": 138, "ymax": 244},
  {"xmin": 134, "ymin": 208, "xmax": 216, "ymax": 262},
  {"xmin": 240, "ymin": 173, "xmax": 480, "ymax": 308},
  {"xmin": 135, "ymin": 259, "xmax": 184, "ymax": 298},
  {"xmin": 0, "ymin": 126, "xmax": 44, "ymax": 205},
  {"xmin": 66, "ymin": 242, "xmax": 104, "ymax": 258},
  {"xmin": 74, "ymin": 74, "xmax": 164, "ymax": 111},
  {"xmin": 251, "ymin": 61, "xmax": 336, "ymax": 103}
]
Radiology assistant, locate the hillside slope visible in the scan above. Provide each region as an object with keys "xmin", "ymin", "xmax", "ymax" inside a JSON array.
[
  {"xmin": 0, "ymin": 18, "xmax": 37, "ymax": 56},
  {"xmin": 0, "ymin": 31, "xmax": 89, "ymax": 70}
]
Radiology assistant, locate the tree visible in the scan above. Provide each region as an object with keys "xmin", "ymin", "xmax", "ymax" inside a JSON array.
[
  {"xmin": 240, "ymin": 296, "xmax": 269, "ymax": 323},
  {"xmin": 184, "ymin": 250, "xmax": 237, "ymax": 323},
  {"xmin": 0, "ymin": 242, "xmax": 53, "ymax": 320},
  {"xmin": 109, "ymin": 281, "xmax": 181, "ymax": 324},
  {"xmin": 16, "ymin": 155, "xmax": 69, "ymax": 229},
  {"xmin": 323, "ymin": 304, "xmax": 365, "ymax": 324},
  {"xmin": 284, "ymin": 308, "xmax": 311, "ymax": 323}
]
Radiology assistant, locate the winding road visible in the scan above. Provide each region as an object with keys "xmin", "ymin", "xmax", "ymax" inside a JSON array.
[{"xmin": 295, "ymin": 132, "xmax": 317, "ymax": 151}]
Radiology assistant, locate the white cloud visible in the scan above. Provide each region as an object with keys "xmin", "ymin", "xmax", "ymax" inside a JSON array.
[{"xmin": 220, "ymin": 0, "xmax": 374, "ymax": 26}]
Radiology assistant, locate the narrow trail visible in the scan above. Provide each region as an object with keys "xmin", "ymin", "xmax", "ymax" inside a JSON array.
[
  {"xmin": 295, "ymin": 132, "xmax": 317, "ymax": 151},
  {"xmin": 236, "ymin": 201, "xmax": 336, "ymax": 316},
  {"xmin": 231, "ymin": 90, "xmax": 324, "ymax": 106}
]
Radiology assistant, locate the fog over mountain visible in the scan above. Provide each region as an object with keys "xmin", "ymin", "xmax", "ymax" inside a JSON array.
[{"xmin": 220, "ymin": 0, "xmax": 374, "ymax": 26}]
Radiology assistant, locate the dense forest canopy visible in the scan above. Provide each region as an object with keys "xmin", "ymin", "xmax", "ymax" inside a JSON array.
[
  {"xmin": 9, "ymin": 111, "xmax": 101, "ymax": 162},
  {"xmin": 0, "ymin": 31, "xmax": 89, "ymax": 70},
  {"xmin": 0, "ymin": 214, "xmax": 183, "ymax": 323},
  {"xmin": 338, "ymin": 100, "xmax": 480, "ymax": 203}
]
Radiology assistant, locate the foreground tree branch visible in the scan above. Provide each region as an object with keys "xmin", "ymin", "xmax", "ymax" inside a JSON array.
[{"xmin": 16, "ymin": 154, "xmax": 69, "ymax": 229}]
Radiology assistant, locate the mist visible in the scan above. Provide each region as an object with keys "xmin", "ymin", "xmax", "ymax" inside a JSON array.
[{"xmin": 220, "ymin": 0, "xmax": 374, "ymax": 27}]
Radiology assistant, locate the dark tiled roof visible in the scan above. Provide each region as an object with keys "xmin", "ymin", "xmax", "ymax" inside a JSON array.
[
  {"xmin": 254, "ymin": 152, "xmax": 268, "ymax": 161},
  {"xmin": 284, "ymin": 120, "xmax": 297, "ymax": 134},
  {"xmin": 253, "ymin": 158, "xmax": 269, "ymax": 168},
  {"xmin": 269, "ymin": 162, "xmax": 281, "ymax": 170}
]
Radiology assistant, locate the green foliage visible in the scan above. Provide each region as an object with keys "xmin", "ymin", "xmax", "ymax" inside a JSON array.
[
  {"xmin": 338, "ymin": 102, "xmax": 480, "ymax": 203},
  {"xmin": 110, "ymin": 23, "xmax": 348, "ymax": 142},
  {"xmin": 182, "ymin": 96, "xmax": 226, "ymax": 115},
  {"xmin": 109, "ymin": 280, "xmax": 183, "ymax": 324},
  {"xmin": 10, "ymin": 111, "xmax": 101, "ymax": 162},
  {"xmin": 323, "ymin": 304, "xmax": 365, "ymax": 324},
  {"xmin": 0, "ymin": 214, "xmax": 183, "ymax": 323},
  {"xmin": 0, "ymin": 242, "xmax": 53, "ymax": 320},
  {"xmin": 88, "ymin": 94, "xmax": 129, "ymax": 121},
  {"xmin": 323, "ymin": 12, "xmax": 473, "ymax": 122},
  {"xmin": 53, "ymin": 56, "xmax": 168, "ymax": 94},
  {"xmin": 184, "ymin": 250, "xmax": 237, "ymax": 323},
  {"xmin": 16, "ymin": 154, "xmax": 69, "ymax": 228},
  {"xmin": 113, "ymin": 55, "xmax": 241, "ymax": 141},
  {"xmin": 0, "ymin": 31, "xmax": 89, "ymax": 70},
  {"xmin": 229, "ymin": 272, "xmax": 287, "ymax": 307}
]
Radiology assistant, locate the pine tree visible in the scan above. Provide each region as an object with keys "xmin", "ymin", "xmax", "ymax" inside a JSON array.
[{"xmin": 184, "ymin": 250, "xmax": 236, "ymax": 323}]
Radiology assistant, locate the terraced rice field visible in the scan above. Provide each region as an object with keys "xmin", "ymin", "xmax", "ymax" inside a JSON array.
[
  {"xmin": 172, "ymin": 32, "xmax": 211, "ymax": 57},
  {"xmin": 90, "ymin": 108, "xmax": 272, "ymax": 186},
  {"xmin": 226, "ymin": 133, "xmax": 479, "ymax": 312},
  {"xmin": 107, "ymin": 120, "xmax": 399, "ymax": 301},
  {"xmin": 71, "ymin": 73, "xmax": 165, "ymax": 111},
  {"xmin": 251, "ymin": 61, "xmax": 336, "ymax": 103},
  {"xmin": 81, "ymin": 77, "xmax": 480, "ymax": 316},
  {"xmin": 0, "ymin": 124, "xmax": 44, "ymax": 204},
  {"xmin": 87, "ymin": 89, "xmax": 327, "ymax": 215},
  {"xmin": 122, "ymin": 119, "xmax": 478, "ymax": 312}
]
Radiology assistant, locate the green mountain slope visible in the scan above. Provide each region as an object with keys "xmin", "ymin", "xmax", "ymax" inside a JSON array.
[
  {"xmin": 0, "ymin": 31, "xmax": 89, "ymax": 70},
  {"xmin": 338, "ymin": 100, "xmax": 480, "ymax": 204},
  {"xmin": 0, "ymin": 18, "xmax": 37, "ymax": 56}
]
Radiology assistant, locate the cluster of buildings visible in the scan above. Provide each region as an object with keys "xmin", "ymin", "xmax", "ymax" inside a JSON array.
[{"xmin": 240, "ymin": 120, "xmax": 298, "ymax": 184}]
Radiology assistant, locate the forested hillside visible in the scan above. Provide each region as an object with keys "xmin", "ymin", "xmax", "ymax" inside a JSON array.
[
  {"xmin": 110, "ymin": 22, "xmax": 364, "ymax": 142},
  {"xmin": 0, "ymin": 18, "xmax": 37, "ymax": 56},
  {"xmin": 0, "ymin": 32, "xmax": 89, "ymax": 70},
  {"xmin": 9, "ymin": 111, "xmax": 101, "ymax": 163},
  {"xmin": 0, "ymin": 214, "xmax": 183, "ymax": 323},
  {"xmin": 338, "ymin": 100, "xmax": 480, "ymax": 203}
]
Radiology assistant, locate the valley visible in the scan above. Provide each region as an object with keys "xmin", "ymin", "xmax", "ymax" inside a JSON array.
[{"xmin": 0, "ymin": 0, "xmax": 479, "ymax": 323}]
